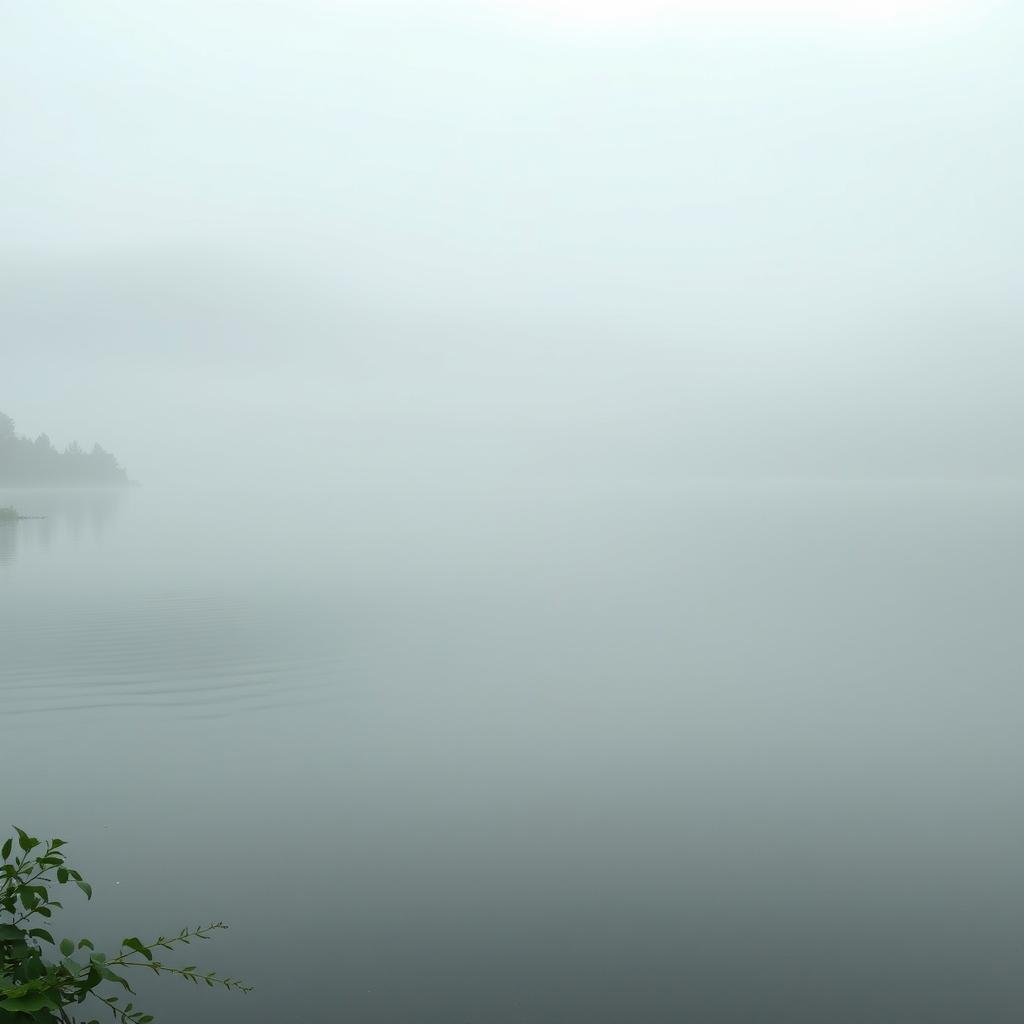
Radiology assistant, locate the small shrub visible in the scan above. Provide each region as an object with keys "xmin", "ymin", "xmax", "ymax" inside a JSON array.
[{"xmin": 0, "ymin": 829, "xmax": 250, "ymax": 1023}]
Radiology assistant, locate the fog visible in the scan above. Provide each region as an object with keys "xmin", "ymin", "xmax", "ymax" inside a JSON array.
[
  {"xmin": 5, "ymin": 0, "xmax": 1023, "ymax": 485},
  {"xmin": 5, "ymin": 4, "xmax": 1024, "ymax": 1023}
]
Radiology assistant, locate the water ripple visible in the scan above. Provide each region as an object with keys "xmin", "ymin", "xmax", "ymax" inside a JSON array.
[{"xmin": 1, "ymin": 590, "xmax": 344, "ymax": 717}]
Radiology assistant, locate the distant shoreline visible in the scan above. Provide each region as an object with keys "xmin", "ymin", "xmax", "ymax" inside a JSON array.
[
  {"xmin": 0, "ymin": 481, "xmax": 140, "ymax": 490},
  {"xmin": 1, "ymin": 410, "xmax": 133, "ymax": 487}
]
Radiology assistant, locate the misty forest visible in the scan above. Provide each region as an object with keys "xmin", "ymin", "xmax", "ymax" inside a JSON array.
[{"xmin": 0, "ymin": 411, "xmax": 129, "ymax": 486}]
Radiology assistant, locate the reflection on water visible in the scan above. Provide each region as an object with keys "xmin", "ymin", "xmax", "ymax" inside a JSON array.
[
  {"xmin": 0, "ymin": 487, "xmax": 125, "ymax": 564},
  {"xmin": 0, "ymin": 520, "xmax": 13, "ymax": 565},
  {"xmin": 1, "ymin": 486, "xmax": 342, "ymax": 717}
]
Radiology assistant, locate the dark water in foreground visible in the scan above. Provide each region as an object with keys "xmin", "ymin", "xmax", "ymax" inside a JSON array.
[{"xmin": 3, "ymin": 480, "xmax": 1024, "ymax": 1023}]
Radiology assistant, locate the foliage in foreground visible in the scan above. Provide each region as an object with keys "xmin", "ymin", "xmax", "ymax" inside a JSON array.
[{"xmin": 0, "ymin": 829, "xmax": 250, "ymax": 1024}]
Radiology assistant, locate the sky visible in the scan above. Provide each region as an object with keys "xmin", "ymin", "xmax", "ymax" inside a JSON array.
[{"xmin": 2, "ymin": 0, "xmax": 1021, "ymax": 483}]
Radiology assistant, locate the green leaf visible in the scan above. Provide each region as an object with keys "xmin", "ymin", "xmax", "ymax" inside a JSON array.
[
  {"xmin": 14, "ymin": 829, "xmax": 38, "ymax": 854},
  {"xmin": 60, "ymin": 939, "xmax": 74, "ymax": 957},
  {"xmin": 0, "ymin": 993, "xmax": 54, "ymax": 1012},
  {"xmin": 27, "ymin": 929, "xmax": 54, "ymax": 945},
  {"xmin": 78, "ymin": 938, "xmax": 94, "ymax": 950},
  {"xmin": 99, "ymin": 968, "xmax": 133, "ymax": 993},
  {"xmin": 0, "ymin": 838, "xmax": 11, "ymax": 860},
  {"xmin": 75, "ymin": 881, "xmax": 92, "ymax": 900},
  {"xmin": 56, "ymin": 868, "xmax": 69, "ymax": 884},
  {"xmin": 121, "ymin": 938, "xmax": 153, "ymax": 961}
]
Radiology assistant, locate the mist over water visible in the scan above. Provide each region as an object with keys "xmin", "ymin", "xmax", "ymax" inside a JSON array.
[
  {"xmin": 5, "ymin": 0, "xmax": 1024, "ymax": 1019},
  {"xmin": 5, "ymin": 476, "xmax": 1024, "ymax": 1022}
]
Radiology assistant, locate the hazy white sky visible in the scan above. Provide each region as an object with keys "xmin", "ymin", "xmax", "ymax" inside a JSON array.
[
  {"xmin": 511, "ymin": 0, "xmax": 968, "ymax": 24},
  {"xmin": 2, "ymin": 0, "xmax": 1020, "ymax": 481}
]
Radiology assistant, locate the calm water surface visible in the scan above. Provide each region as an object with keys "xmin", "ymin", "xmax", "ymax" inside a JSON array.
[{"xmin": 3, "ymin": 480, "xmax": 1024, "ymax": 1022}]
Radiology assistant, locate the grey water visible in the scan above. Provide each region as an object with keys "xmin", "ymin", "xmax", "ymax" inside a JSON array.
[{"xmin": 4, "ymin": 478, "xmax": 1024, "ymax": 1023}]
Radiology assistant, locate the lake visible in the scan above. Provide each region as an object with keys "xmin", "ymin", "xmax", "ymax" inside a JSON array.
[{"xmin": 3, "ymin": 479, "xmax": 1024, "ymax": 1022}]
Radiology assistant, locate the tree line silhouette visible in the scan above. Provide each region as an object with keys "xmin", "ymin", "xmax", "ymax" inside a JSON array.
[{"xmin": 0, "ymin": 411, "xmax": 130, "ymax": 485}]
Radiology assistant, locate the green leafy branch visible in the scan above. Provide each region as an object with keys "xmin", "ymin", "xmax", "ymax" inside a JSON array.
[{"xmin": 1, "ymin": 828, "xmax": 250, "ymax": 1024}]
